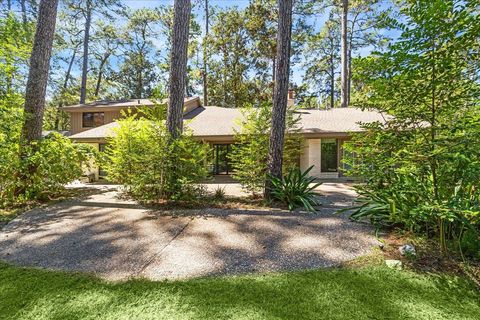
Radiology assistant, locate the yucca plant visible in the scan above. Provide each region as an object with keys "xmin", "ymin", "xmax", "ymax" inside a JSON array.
[{"xmin": 269, "ymin": 166, "xmax": 322, "ymax": 212}]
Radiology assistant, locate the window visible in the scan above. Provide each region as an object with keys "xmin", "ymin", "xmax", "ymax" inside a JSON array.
[
  {"xmin": 321, "ymin": 139, "xmax": 338, "ymax": 172},
  {"xmin": 82, "ymin": 112, "xmax": 104, "ymax": 128}
]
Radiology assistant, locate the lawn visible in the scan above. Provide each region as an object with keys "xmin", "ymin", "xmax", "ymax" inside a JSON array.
[{"xmin": 0, "ymin": 262, "xmax": 479, "ymax": 320}]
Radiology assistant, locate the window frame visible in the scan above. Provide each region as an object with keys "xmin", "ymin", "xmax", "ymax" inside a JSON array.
[
  {"xmin": 82, "ymin": 112, "xmax": 105, "ymax": 128},
  {"xmin": 320, "ymin": 138, "xmax": 338, "ymax": 173}
]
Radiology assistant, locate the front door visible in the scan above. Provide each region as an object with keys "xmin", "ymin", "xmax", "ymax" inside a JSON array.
[
  {"xmin": 321, "ymin": 139, "xmax": 338, "ymax": 172},
  {"xmin": 213, "ymin": 144, "xmax": 231, "ymax": 175}
]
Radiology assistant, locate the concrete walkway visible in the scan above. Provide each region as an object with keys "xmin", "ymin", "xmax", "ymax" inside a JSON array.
[{"xmin": 0, "ymin": 183, "xmax": 378, "ymax": 281}]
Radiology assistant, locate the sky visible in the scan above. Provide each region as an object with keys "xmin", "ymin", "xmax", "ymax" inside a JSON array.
[
  {"xmin": 44, "ymin": 0, "xmax": 397, "ymax": 99},
  {"xmin": 119, "ymin": 0, "xmax": 331, "ymax": 85}
]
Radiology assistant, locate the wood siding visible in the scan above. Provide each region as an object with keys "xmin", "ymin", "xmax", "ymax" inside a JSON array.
[{"xmin": 70, "ymin": 110, "xmax": 121, "ymax": 134}]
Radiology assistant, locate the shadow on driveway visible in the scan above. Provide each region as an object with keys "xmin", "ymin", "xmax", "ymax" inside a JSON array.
[{"xmin": 0, "ymin": 184, "xmax": 378, "ymax": 281}]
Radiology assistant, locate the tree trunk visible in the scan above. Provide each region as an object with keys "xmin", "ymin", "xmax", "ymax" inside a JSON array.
[
  {"xmin": 94, "ymin": 52, "xmax": 110, "ymax": 98},
  {"xmin": 21, "ymin": 0, "xmax": 59, "ymax": 144},
  {"xmin": 340, "ymin": 0, "xmax": 349, "ymax": 108},
  {"xmin": 272, "ymin": 56, "xmax": 276, "ymax": 84},
  {"xmin": 29, "ymin": 0, "xmax": 39, "ymax": 19},
  {"xmin": 203, "ymin": 0, "xmax": 209, "ymax": 106},
  {"xmin": 55, "ymin": 45, "xmax": 78, "ymax": 130},
  {"xmin": 264, "ymin": 0, "xmax": 293, "ymax": 199},
  {"xmin": 20, "ymin": 0, "xmax": 28, "ymax": 24},
  {"xmin": 167, "ymin": 0, "xmax": 191, "ymax": 139},
  {"xmin": 330, "ymin": 53, "xmax": 335, "ymax": 109},
  {"xmin": 80, "ymin": 0, "xmax": 92, "ymax": 104}
]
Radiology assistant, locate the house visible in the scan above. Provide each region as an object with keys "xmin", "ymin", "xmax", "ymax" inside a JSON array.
[{"xmin": 63, "ymin": 96, "xmax": 386, "ymax": 180}]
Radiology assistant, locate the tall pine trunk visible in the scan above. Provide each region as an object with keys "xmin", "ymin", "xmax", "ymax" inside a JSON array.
[
  {"xmin": 94, "ymin": 52, "xmax": 110, "ymax": 98},
  {"xmin": 55, "ymin": 44, "xmax": 79, "ymax": 130},
  {"xmin": 20, "ymin": 0, "xmax": 28, "ymax": 24},
  {"xmin": 203, "ymin": 0, "xmax": 209, "ymax": 106},
  {"xmin": 330, "ymin": 52, "xmax": 335, "ymax": 109},
  {"xmin": 166, "ymin": 0, "xmax": 191, "ymax": 139},
  {"xmin": 80, "ymin": 0, "xmax": 92, "ymax": 104},
  {"xmin": 264, "ymin": 0, "xmax": 293, "ymax": 199},
  {"xmin": 340, "ymin": 0, "xmax": 349, "ymax": 108},
  {"xmin": 22, "ymin": 0, "xmax": 59, "ymax": 144}
]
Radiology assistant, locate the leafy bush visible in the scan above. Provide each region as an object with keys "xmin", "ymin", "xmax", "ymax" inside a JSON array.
[
  {"xmin": 345, "ymin": 0, "xmax": 480, "ymax": 255},
  {"xmin": 229, "ymin": 103, "xmax": 303, "ymax": 195},
  {"xmin": 269, "ymin": 166, "xmax": 321, "ymax": 212},
  {"xmin": 23, "ymin": 133, "xmax": 98, "ymax": 199},
  {"xmin": 0, "ymin": 96, "xmax": 96, "ymax": 207},
  {"xmin": 104, "ymin": 113, "xmax": 209, "ymax": 201}
]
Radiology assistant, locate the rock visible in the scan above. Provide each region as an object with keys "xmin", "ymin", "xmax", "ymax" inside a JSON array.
[
  {"xmin": 399, "ymin": 244, "xmax": 416, "ymax": 257},
  {"xmin": 385, "ymin": 259, "xmax": 402, "ymax": 270}
]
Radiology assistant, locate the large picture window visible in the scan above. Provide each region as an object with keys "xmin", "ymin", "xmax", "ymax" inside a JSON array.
[
  {"xmin": 321, "ymin": 139, "xmax": 338, "ymax": 172},
  {"xmin": 82, "ymin": 112, "xmax": 104, "ymax": 128}
]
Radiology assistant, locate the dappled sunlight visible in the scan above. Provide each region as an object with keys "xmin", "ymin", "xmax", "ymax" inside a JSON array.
[{"xmin": 0, "ymin": 184, "xmax": 379, "ymax": 281}]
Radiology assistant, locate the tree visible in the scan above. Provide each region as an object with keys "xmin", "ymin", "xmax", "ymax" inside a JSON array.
[
  {"xmin": 65, "ymin": 0, "xmax": 123, "ymax": 103},
  {"xmin": 166, "ymin": 0, "xmax": 191, "ymax": 139},
  {"xmin": 21, "ymin": 0, "xmax": 59, "ymax": 144},
  {"xmin": 245, "ymin": 0, "xmax": 278, "ymax": 85},
  {"xmin": 230, "ymin": 103, "xmax": 302, "ymax": 195},
  {"xmin": 346, "ymin": 0, "xmax": 480, "ymax": 253},
  {"xmin": 346, "ymin": 0, "xmax": 387, "ymax": 105},
  {"xmin": 49, "ymin": 12, "xmax": 83, "ymax": 129},
  {"xmin": 0, "ymin": 13, "xmax": 32, "ymax": 97},
  {"xmin": 207, "ymin": 7, "xmax": 250, "ymax": 108},
  {"xmin": 202, "ymin": 0, "xmax": 209, "ymax": 106},
  {"xmin": 264, "ymin": 0, "xmax": 294, "ymax": 199},
  {"xmin": 302, "ymin": 12, "xmax": 340, "ymax": 109},
  {"xmin": 115, "ymin": 8, "xmax": 161, "ymax": 99},
  {"xmin": 91, "ymin": 22, "xmax": 121, "ymax": 98},
  {"xmin": 79, "ymin": 0, "xmax": 91, "ymax": 104},
  {"xmin": 340, "ymin": 0, "xmax": 348, "ymax": 108}
]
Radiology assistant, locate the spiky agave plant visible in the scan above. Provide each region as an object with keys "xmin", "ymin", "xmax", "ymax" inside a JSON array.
[{"xmin": 269, "ymin": 166, "xmax": 322, "ymax": 212}]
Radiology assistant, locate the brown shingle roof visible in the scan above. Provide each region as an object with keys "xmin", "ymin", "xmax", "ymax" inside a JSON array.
[
  {"xmin": 69, "ymin": 107, "xmax": 388, "ymax": 140},
  {"xmin": 61, "ymin": 99, "xmax": 157, "ymax": 110},
  {"xmin": 61, "ymin": 97, "xmax": 200, "ymax": 110}
]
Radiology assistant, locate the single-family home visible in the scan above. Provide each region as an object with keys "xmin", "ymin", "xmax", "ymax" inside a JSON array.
[{"xmin": 63, "ymin": 95, "xmax": 386, "ymax": 180}]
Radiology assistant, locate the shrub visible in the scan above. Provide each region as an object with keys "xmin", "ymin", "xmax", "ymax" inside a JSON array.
[
  {"xmin": 269, "ymin": 166, "xmax": 321, "ymax": 212},
  {"xmin": 213, "ymin": 186, "xmax": 226, "ymax": 201},
  {"xmin": 0, "ymin": 97, "xmax": 97, "ymax": 207},
  {"xmin": 229, "ymin": 103, "xmax": 303, "ymax": 195},
  {"xmin": 104, "ymin": 113, "xmax": 209, "ymax": 201},
  {"xmin": 23, "ymin": 133, "xmax": 98, "ymax": 199},
  {"xmin": 345, "ymin": 0, "xmax": 480, "ymax": 255}
]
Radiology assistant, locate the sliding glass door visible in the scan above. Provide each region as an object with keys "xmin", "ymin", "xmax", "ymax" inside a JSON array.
[
  {"xmin": 213, "ymin": 144, "xmax": 232, "ymax": 175},
  {"xmin": 321, "ymin": 139, "xmax": 338, "ymax": 172}
]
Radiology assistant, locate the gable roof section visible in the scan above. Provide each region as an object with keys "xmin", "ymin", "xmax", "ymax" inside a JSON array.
[
  {"xmin": 61, "ymin": 97, "xmax": 201, "ymax": 113},
  {"xmin": 69, "ymin": 107, "xmax": 388, "ymax": 140}
]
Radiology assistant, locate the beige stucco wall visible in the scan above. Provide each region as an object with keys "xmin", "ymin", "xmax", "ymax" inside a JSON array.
[{"xmin": 300, "ymin": 138, "xmax": 346, "ymax": 179}]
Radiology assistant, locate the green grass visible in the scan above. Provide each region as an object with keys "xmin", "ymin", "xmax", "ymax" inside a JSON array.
[{"xmin": 0, "ymin": 263, "xmax": 479, "ymax": 320}]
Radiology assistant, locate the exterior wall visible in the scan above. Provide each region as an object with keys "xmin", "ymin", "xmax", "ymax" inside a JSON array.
[
  {"xmin": 299, "ymin": 139, "xmax": 309, "ymax": 171},
  {"xmin": 299, "ymin": 137, "xmax": 352, "ymax": 180},
  {"xmin": 70, "ymin": 110, "xmax": 122, "ymax": 134}
]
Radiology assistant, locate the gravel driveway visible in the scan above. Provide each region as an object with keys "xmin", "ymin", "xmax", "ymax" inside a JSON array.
[{"xmin": 0, "ymin": 183, "xmax": 378, "ymax": 281}]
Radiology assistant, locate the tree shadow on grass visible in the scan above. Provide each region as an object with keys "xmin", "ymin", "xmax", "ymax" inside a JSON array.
[{"xmin": 0, "ymin": 262, "xmax": 479, "ymax": 320}]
